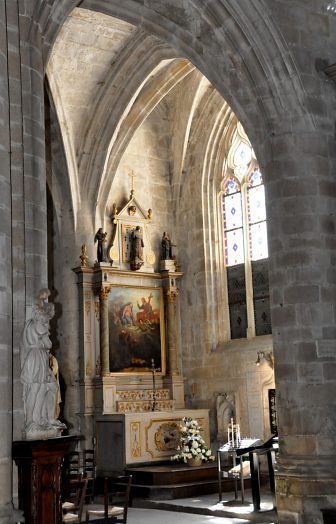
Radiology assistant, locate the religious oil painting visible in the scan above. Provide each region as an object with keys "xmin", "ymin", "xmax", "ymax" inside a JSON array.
[{"xmin": 108, "ymin": 286, "xmax": 165, "ymax": 374}]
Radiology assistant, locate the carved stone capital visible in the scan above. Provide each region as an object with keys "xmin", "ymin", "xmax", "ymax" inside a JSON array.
[
  {"xmin": 99, "ymin": 285, "xmax": 111, "ymax": 300},
  {"xmin": 166, "ymin": 289, "xmax": 178, "ymax": 302}
]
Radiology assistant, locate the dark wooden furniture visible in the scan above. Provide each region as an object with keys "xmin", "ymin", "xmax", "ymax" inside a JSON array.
[
  {"xmin": 240, "ymin": 435, "xmax": 278, "ymax": 511},
  {"xmin": 13, "ymin": 435, "xmax": 79, "ymax": 524},
  {"xmin": 217, "ymin": 438, "xmax": 261, "ymax": 504},
  {"xmin": 62, "ymin": 478, "xmax": 88, "ymax": 523},
  {"xmin": 83, "ymin": 449, "xmax": 96, "ymax": 502},
  {"xmin": 85, "ymin": 475, "xmax": 132, "ymax": 523}
]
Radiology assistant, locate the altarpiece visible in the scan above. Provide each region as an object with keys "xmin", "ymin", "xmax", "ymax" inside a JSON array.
[{"xmin": 74, "ymin": 191, "xmax": 210, "ymax": 472}]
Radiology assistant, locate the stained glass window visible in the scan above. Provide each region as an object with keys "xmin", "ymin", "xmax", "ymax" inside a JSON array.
[
  {"xmin": 223, "ymin": 178, "xmax": 244, "ymax": 266},
  {"xmin": 252, "ymin": 259, "xmax": 272, "ymax": 335},
  {"xmin": 224, "ymin": 192, "xmax": 243, "ymax": 231},
  {"xmin": 249, "ymin": 168, "xmax": 263, "ymax": 187},
  {"xmin": 221, "ymin": 165, "xmax": 271, "ymax": 339},
  {"xmin": 225, "ymin": 229, "xmax": 245, "ymax": 266},
  {"xmin": 224, "ymin": 177, "xmax": 240, "ymax": 195},
  {"xmin": 247, "ymin": 167, "xmax": 268, "ymax": 261},
  {"xmin": 250, "ymin": 222, "xmax": 268, "ymax": 260},
  {"xmin": 227, "ymin": 264, "xmax": 247, "ymax": 339},
  {"xmin": 248, "ymin": 185, "xmax": 266, "ymax": 223}
]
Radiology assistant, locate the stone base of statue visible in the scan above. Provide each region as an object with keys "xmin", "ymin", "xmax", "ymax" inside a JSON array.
[
  {"xmin": 13, "ymin": 435, "xmax": 80, "ymax": 524},
  {"xmin": 23, "ymin": 420, "xmax": 66, "ymax": 441},
  {"xmin": 94, "ymin": 261, "xmax": 111, "ymax": 268},
  {"xmin": 160, "ymin": 259, "xmax": 175, "ymax": 272},
  {"xmin": 130, "ymin": 258, "xmax": 144, "ymax": 271}
]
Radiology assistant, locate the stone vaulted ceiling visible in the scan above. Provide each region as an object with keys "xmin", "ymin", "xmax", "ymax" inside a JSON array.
[{"xmin": 46, "ymin": 7, "xmax": 234, "ymax": 224}]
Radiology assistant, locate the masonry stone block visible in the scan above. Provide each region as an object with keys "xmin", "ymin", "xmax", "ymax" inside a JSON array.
[
  {"xmin": 284, "ymin": 285, "xmax": 319, "ymax": 304},
  {"xmin": 298, "ymin": 362, "xmax": 323, "ymax": 384},
  {"xmin": 271, "ymin": 304, "xmax": 297, "ymax": 327}
]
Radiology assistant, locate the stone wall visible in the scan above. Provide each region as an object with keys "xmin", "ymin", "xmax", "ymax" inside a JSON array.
[{"xmin": 1, "ymin": 1, "xmax": 336, "ymax": 523}]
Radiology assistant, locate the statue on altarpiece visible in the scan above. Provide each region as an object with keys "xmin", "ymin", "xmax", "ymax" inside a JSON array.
[{"xmin": 130, "ymin": 225, "xmax": 144, "ymax": 270}]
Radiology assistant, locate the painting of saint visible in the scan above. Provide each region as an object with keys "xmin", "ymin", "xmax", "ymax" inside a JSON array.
[{"xmin": 108, "ymin": 286, "xmax": 165, "ymax": 373}]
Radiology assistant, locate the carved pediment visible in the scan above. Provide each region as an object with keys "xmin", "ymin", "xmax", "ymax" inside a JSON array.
[{"xmin": 108, "ymin": 192, "xmax": 155, "ymax": 272}]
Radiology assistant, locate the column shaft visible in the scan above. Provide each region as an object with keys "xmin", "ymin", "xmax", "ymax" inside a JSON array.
[
  {"xmin": 166, "ymin": 290, "xmax": 179, "ymax": 375},
  {"xmin": 99, "ymin": 287, "xmax": 111, "ymax": 376}
]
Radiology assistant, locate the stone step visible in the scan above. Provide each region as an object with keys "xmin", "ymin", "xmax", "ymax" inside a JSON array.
[
  {"xmin": 126, "ymin": 462, "xmax": 218, "ymax": 486},
  {"xmin": 125, "ymin": 462, "xmax": 220, "ymax": 500}
]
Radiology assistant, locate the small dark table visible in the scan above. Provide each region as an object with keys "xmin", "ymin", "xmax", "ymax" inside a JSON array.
[
  {"xmin": 236, "ymin": 435, "xmax": 278, "ymax": 511},
  {"xmin": 217, "ymin": 438, "xmax": 261, "ymax": 504}
]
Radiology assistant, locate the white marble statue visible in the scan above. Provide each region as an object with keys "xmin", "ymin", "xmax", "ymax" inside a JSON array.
[{"xmin": 20, "ymin": 289, "xmax": 66, "ymax": 440}]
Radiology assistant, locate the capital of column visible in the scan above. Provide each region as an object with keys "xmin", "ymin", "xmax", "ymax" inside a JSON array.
[
  {"xmin": 99, "ymin": 285, "xmax": 111, "ymax": 300},
  {"xmin": 166, "ymin": 289, "xmax": 178, "ymax": 302},
  {"xmin": 98, "ymin": 286, "xmax": 111, "ymax": 376}
]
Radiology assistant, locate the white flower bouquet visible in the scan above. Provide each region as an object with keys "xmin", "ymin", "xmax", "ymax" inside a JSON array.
[{"xmin": 171, "ymin": 416, "xmax": 215, "ymax": 463}]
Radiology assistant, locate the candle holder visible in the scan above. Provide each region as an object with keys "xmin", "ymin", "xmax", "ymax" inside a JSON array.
[
  {"xmin": 151, "ymin": 358, "xmax": 161, "ymax": 411},
  {"xmin": 227, "ymin": 418, "xmax": 241, "ymax": 448}
]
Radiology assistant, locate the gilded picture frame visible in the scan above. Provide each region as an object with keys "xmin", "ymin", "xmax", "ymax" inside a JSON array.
[{"xmin": 108, "ymin": 285, "xmax": 166, "ymax": 374}]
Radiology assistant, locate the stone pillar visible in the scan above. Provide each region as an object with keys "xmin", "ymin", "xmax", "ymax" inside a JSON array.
[
  {"xmin": 99, "ymin": 286, "xmax": 111, "ymax": 376},
  {"xmin": 266, "ymin": 130, "xmax": 336, "ymax": 523},
  {"xmin": 166, "ymin": 289, "xmax": 179, "ymax": 375},
  {"xmin": 0, "ymin": 3, "xmax": 16, "ymax": 520}
]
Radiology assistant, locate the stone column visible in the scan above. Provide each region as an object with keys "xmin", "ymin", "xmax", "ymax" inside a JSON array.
[
  {"xmin": 166, "ymin": 289, "xmax": 179, "ymax": 375},
  {"xmin": 99, "ymin": 286, "xmax": 111, "ymax": 376},
  {"xmin": 266, "ymin": 130, "xmax": 336, "ymax": 523},
  {"xmin": 0, "ymin": 3, "xmax": 16, "ymax": 520}
]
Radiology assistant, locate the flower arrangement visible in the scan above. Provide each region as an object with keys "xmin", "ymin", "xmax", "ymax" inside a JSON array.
[{"xmin": 171, "ymin": 417, "xmax": 215, "ymax": 463}]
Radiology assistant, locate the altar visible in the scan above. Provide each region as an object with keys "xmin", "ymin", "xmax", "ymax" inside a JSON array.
[{"xmin": 95, "ymin": 409, "xmax": 210, "ymax": 474}]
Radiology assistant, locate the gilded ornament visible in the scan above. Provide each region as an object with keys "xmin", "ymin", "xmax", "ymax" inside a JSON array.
[
  {"xmin": 94, "ymin": 301, "xmax": 100, "ymax": 320},
  {"xmin": 111, "ymin": 202, "xmax": 118, "ymax": 216},
  {"xmin": 131, "ymin": 422, "xmax": 141, "ymax": 457},
  {"xmin": 80, "ymin": 244, "xmax": 88, "ymax": 267},
  {"xmin": 146, "ymin": 250, "xmax": 156, "ymax": 265},
  {"xmin": 154, "ymin": 422, "xmax": 179, "ymax": 451},
  {"xmin": 109, "ymin": 245, "xmax": 119, "ymax": 261},
  {"xmin": 166, "ymin": 289, "xmax": 178, "ymax": 302},
  {"xmin": 99, "ymin": 286, "xmax": 111, "ymax": 300},
  {"xmin": 86, "ymin": 360, "xmax": 93, "ymax": 377}
]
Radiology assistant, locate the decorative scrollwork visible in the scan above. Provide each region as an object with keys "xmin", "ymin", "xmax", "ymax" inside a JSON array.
[{"xmin": 155, "ymin": 422, "xmax": 179, "ymax": 451}]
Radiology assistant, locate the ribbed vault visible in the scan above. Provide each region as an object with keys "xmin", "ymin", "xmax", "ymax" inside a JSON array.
[
  {"xmin": 40, "ymin": 0, "xmax": 313, "ymax": 231},
  {"xmin": 46, "ymin": 7, "xmax": 243, "ymax": 230}
]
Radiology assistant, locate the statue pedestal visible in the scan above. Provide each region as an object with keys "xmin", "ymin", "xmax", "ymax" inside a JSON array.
[{"xmin": 13, "ymin": 435, "xmax": 80, "ymax": 524}]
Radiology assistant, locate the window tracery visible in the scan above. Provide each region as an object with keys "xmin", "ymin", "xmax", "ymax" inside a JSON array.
[{"xmin": 220, "ymin": 125, "xmax": 271, "ymax": 339}]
